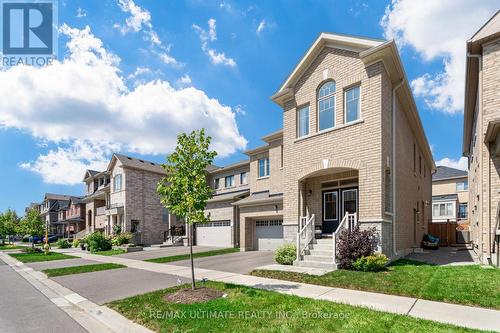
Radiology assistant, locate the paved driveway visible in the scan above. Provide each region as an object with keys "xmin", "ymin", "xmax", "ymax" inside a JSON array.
[
  {"xmin": 52, "ymin": 267, "xmax": 190, "ymax": 305},
  {"xmin": 171, "ymin": 251, "xmax": 276, "ymax": 274},
  {"xmin": 114, "ymin": 245, "xmax": 221, "ymax": 260},
  {"xmin": 405, "ymin": 247, "xmax": 479, "ymax": 266},
  {"xmin": 26, "ymin": 258, "xmax": 100, "ymax": 271}
]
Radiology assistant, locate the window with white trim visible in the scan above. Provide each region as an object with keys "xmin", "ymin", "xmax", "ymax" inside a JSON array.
[
  {"xmin": 345, "ymin": 85, "xmax": 360, "ymax": 123},
  {"xmin": 432, "ymin": 202, "xmax": 454, "ymax": 218},
  {"xmin": 297, "ymin": 105, "xmax": 309, "ymax": 137},
  {"xmin": 225, "ymin": 175, "xmax": 234, "ymax": 187},
  {"xmin": 456, "ymin": 181, "xmax": 468, "ymax": 192},
  {"xmin": 258, "ymin": 158, "xmax": 270, "ymax": 178},
  {"xmin": 113, "ymin": 174, "xmax": 122, "ymax": 192},
  {"xmin": 318, "ymin": 81, "xmax": 336, "ymax": 131},
  {"xmin": 240, "ymin": 172, "xmax": 247, "ymax": 185}
]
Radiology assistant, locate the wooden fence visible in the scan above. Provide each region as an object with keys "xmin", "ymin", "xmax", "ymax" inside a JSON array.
[{"xmin": 428, "ymin": 219, "xmax": 470, "ymax": 246}]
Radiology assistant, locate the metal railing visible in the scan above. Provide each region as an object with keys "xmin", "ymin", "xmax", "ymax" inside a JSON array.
[
  {"xmin": 332, "ymin": 212, "xmax": 357, "ymax": 264},
  {"xmin": 296, "ymin": 214, "xmax": 315, "ymax": 261}
]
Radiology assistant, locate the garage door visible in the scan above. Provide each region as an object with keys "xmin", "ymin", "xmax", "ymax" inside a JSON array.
[
  {"xmin": 196, "ymin": 221, "xmax": 232, "ymax": 247},
  {"xmin": 255, "ymin": 220, "xmax": 284, "ymax": 251}
]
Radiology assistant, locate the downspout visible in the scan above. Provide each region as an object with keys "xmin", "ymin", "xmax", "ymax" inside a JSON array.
[{"xmin": 392, "ymin": 79, "xmax": 404, "ymax": 258}]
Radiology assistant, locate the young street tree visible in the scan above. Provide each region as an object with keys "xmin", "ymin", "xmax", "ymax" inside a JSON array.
[
  {"xmin": 21, "ymin": 208, "xmax": 45, "ymax": 248},
  {"xmin": 157, "ymin": 129, "xmax": 217, "ymax": 290},
  {"xmin": 0, "ymin": 209, "xmax": 20, "ymax": 244}
]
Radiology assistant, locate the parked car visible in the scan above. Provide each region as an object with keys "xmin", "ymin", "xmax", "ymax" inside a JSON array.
[
  {"xmin": 28, "ymin": 235, "xmax": 43, "ymax": 244},
  {"xmin": 43, "ymin": 234, "xmax": 59, "ymax": 243}
]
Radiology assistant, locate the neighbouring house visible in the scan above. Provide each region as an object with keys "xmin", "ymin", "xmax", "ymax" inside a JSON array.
[
  {"xmin": 39, "ymin": 193, "xmax": 71, "ymax": 236},
  {"xmin": 432, "ymin": 166, "xmax": 469, "ymax": 223},
  {"xmin": 463, "ymin": 10, "xmax": 500, "ymax": 266},
  {"xmin": 250, "ymin": 32, "xmax": 435, "ymax": 268},
  {"xmin": 53, "ymin": 197, "xmax": 85, "ymax": 238},
  {"xmin": 202, "ymin": 159, "xmax": 250, "ymax": 248},
  {"xmin": 82, "ymin": 170, "xmax": 110, "ymax": 234}
]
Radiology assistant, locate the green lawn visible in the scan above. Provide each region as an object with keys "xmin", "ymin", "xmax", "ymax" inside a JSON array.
[
  {"xmin": 9, "ymin": 252, "xmax": 77, "ymax": 263},
  {"xmin": 91, "ymin": 249, "xmax": 126, "ymax": 256},
  {"xmin": 251, "ymin": 259, "xmax": 500, "ymax": 310},
  {"xmin": 43, "ymin": 263, "xmax": 126, "ymax": 277},
  {"xmin": 108, "ymin": 281, "xmax": 485, "ymax": 333},
  {"xmin": 0, "ymin": 244, "xmax": 24, "ymax": 251},
  {"xmin": 145, "ymin": 248, "xmax": 240, "ymax": 263}
]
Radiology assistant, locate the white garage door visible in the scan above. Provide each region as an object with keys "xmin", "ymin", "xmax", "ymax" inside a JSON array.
[
  {"xmin": 196, "ymin": 221, "xmax": 232, "ymax": 247},
  {"xmin": 255, "ymin": 220, "xmax": 284, "ymax": 251}
]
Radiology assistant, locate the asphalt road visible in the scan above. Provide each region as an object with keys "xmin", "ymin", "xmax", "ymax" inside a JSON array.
[{"xmin": 0, "ymin": 257, "xmax": 86, "ymax": 333}]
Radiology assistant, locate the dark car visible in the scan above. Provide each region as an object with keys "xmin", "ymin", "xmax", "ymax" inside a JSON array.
[
  {"xmin": 43, "ymin": 234, "xmax": 59, "ymax": 243},
  {"xmin": 28, "ymin": 235, "xmax": 43, "ymax": 244}
]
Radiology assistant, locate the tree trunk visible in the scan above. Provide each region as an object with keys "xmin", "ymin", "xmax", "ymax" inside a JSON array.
[{"xmin": 189, "ymin": 222, "xmax": 195, "ymax": 290}]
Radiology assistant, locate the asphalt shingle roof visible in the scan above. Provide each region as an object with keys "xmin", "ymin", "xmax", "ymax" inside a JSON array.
[{"xmin": 432, "ymin": 166, "xmax": 467, "ymax": 181}]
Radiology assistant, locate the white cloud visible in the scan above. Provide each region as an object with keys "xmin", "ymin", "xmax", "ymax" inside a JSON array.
[
  {"xmin": 21, "ymin": 141, "xmax": 113, "ymax": 185},
  {"xmin": 177, "ymin": 74, "xmax": 192, "ymax": 86},
  {"xmin": 193, "ymin": 19, "xmax": 236, "ymax": 67},
  {"xmin": 436, "ymin": 157, "xmax": 468, "ymax": 171},
  {"xmin": 76, "ymin": 7, "xmax": 87, "ymax": 18},
  {"xmin": 256, "ymin": 20, "xmax": 266, "ymax": 35},
  {"xmin": 0, "ymin": 25, "xmax": 247, "ymax": 185},
  {"xmin": 114, "ymin": 0, "xmax": 179, "ymax": 65},
  {"xmin": 380, "ymin": 0, "xmax": 498, "ymax": 114}
]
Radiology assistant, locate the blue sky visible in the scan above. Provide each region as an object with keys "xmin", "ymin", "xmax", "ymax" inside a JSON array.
[{"xmin": 0, "ymin": 0, "xmax": 498, "ymax": 214}]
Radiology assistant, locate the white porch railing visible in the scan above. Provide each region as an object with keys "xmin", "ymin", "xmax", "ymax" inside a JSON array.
[
  {"xmin": 296, "ymin": 214, "xmax": 315, "ymax": 261},
  {"xmin": 332, "ymin": 212, "xmax": 357, "ymax": 264}
]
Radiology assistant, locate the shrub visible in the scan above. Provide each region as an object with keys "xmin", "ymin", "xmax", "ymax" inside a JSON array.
[
  {"xmin": 56, "ymin": 239, "xmax": 71, "ymax": 249},
  {"xmin": 337, "ymin": 225, "xmax": 378, "ymax": 270},
  {"xmin": 274, "ymin": 243, "xmax": 296, "ymax": 265},
  {"xmin": 86, "ymin": 232, "xmax": 112, "ymax": 252},
  {"xmin": 23, "ymin": 247, "xmax": 42, "ymax": 253},
  {"xmin": 112, "ymin": 232, "xmax": 133, "ymax": 246},
  {"xmin": 72, "ymin": 238, "xmax": 80, "ymax": 248},
  {"xmin": 353, "ymin": 253, "xmax": 389, "ymax": 272}
]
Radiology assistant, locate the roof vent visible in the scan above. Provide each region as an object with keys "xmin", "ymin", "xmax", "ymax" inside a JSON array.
[
  {"xmin": 139, "ymin": 160, "xmax": 144, "ymax": 163},
  {"xmin": 127, "ymin": 157, "xmax": 132, "ymax": 160},
  {"xmin": 150, "ymin": 162, "xmax": 155, "ymax": 165}
]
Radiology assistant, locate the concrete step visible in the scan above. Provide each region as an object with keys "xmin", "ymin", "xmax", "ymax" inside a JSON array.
[
  {"xmin": 304, "ymin": 255, "xmax": 334, "ymax": 263},
  {"xmin": 295, "ymin": 260, "xmax": 337, "ymax": 270},
  {"xmin": 309, "ymin": 249, "xmax": 333, "ymax": 256},
  {"xmin": 311, "ymin": 244, "xmax": 334, "ymax": 251},
  {"xmin": 314, "ymin": 238, "xmax": 334, "ymax": 244}
]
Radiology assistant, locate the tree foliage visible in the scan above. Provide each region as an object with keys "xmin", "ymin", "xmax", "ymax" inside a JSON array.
[
  {"xmin": 0, "ymin": 209, "xmax": 20, "ymax": 243},
  {"xmin": 157, "ymin": 129, "xmax": 217, "ymax": 224},
  {"xmin": 20, "ymin": 208, "xmax": 45, "ymax": 238}
]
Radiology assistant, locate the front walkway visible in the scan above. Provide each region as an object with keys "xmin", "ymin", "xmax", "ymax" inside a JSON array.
[
  {"xmin": 58, "ymin": 249, "xmax": 500, "ymax": 332},
  {"xmin": 405, "ymin": 246, "xmax": 479, "ymax": 266}
]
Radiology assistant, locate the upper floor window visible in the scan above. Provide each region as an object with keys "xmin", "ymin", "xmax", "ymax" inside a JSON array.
[
  {"xmin": 297, "ymin": 106, "xmax": 309, "ymax": 137},
  {"xmin": 456, "ymin": 181, "xmax": 468, "ymax": 192},
  {"xmin": 345, "ymin": 86, "xmax": 360, "ymax": 123},
  {"xmin": 240, "ymin": 172, "xmax": 247, "ymax": 185},
  {"xmin": 113, "ymin": 174, "xmax": 122, "ymax": 192},
  {"xmin": 214, "ymin": 178, "xmax": 220, "ymax": 189},
  {"xmin": 432, "ymin": 202, "xmax": 454, "ymax": 218},
  {"xmin": 458, "ymin": 203, "xmax": 468, "ymax": 219},
  {"xmin": 318, "ymin": 81, "xmax": 336, "ymax": 131},
  {"xmin": 258, "ymin": 158, "xmax": 270, "ymax": 178},
  {"xmin": 225, "ymin": 175, "xmax": 235, "ymax": 187}
]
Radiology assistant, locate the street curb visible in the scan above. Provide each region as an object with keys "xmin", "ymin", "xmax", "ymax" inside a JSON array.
[{"xmin": 0, "ymin": 252, "xmax": 154, "ymax": 333}]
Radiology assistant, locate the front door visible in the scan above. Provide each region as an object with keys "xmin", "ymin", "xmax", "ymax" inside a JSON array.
[{"xmin": 322, "ymin": 190, "xmax": 339, "ymax": 233}]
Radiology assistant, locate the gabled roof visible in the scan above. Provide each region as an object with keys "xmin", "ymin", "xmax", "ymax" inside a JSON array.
[
  {"xmin": 209, "ymin": 159, "xmax": 249, "ymax": 174},
  {"xmin": 464, "ymin": 10, "xmax": 500, "ymax": 154},
  {"xmin": 108, "ymin": 153, "xmax": 166, "ymax": 175},
  {"xmin": 82, "ymin": 169, "xmax": 107, "ymax": 182},
  {"xmin": 272, "ymin": 33, "xmax": 384, "ymax": 100},
  {"xmin": 432, "ymin": 166, "xmax": 467, "ymax": 181}
]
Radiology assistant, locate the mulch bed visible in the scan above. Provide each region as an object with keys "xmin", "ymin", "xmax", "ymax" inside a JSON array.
[{"xmin": 163, "ymin": 287, "xmax": 224, "ymax": 304}]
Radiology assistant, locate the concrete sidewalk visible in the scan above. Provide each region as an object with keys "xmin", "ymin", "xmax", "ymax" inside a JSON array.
[
  {"xmin": 64, "ymin": 250, "xmax": 500, "ymax": 332},
  {"xmin": 0, "ymin": 252, "xmax": 153, "ymax": 333}
]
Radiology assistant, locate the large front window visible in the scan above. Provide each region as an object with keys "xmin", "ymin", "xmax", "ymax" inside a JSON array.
[
  {"xmin": 345, "ymin": 86, "xmax": 360, "ymax": 123},
  {"xmin": 297, "ymin": 105, "xmax": 309, "ymax": 137},
  {"xmin": 432, "ymin": 202, "xmax": 454, "ymax": 218},
  {"xmin": 318, "ymin": 81, "xmax": 336, "ymax": 131},
  {"xmin": 258, "ymin": 158, "xmax": 270, "ymax": 178}
]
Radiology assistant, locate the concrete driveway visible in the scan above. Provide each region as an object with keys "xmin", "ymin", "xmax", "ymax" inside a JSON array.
[
  {"xmin": 113, "ymin": 245, "xmax": 221, "ymax": 260},
  {"xmin": 52, "ymin": 267, "xmax": 190, "ymax": 305},
  {"xmin": 26, "ymin": 258, "xmax": 100, "ymax": 271},
  {"xmin": 405, "ymin": 247, "xmax": 479, "ymax": 266},
  {"xmin": 171, "ymin": 251, "xmax": 276, "ymax": 274}
]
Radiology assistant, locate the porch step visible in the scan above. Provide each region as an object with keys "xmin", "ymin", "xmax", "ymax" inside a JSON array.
[
  {"xmin": 309, "ymin": 249, "xmax": 333, "ymax": 256},
  {"xmin": 295, "ymin": 260, "xmax": 337, "ymax": 270},
  {"xmin": 311, "ymin": 244, "xmax": 333, "ymax": 251},
  {"xmin": 303, "ymin": 255, "xmax": 334, "ymax": 263}
]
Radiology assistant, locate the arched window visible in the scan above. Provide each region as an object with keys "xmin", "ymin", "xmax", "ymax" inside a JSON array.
[{"xmin": 318, "ymin": 81, "xmax": 336, "ymax": 131}]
